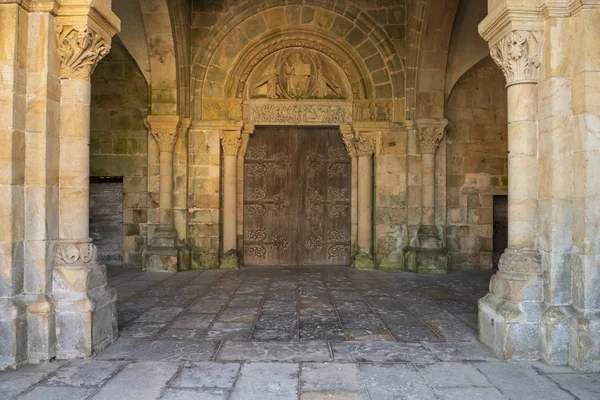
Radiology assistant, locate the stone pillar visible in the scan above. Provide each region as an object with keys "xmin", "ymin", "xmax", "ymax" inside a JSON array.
[
  {"xmin": 145, "ymin": 115, "xmax": 182, "ymax": 272},
  {"xmin": 220, "ymin": 130, "xmax": 242, "ymax": 269},
  {"xmin": 0, "ymin": 1, "xmax": 28, "ymax": 369},
  {"xmin": 408, "ymin": 119, "xmax": 449, "ymax": 274},
  {"xmin": 478, "ymin": 27, "xmax": 544, "ymax": 360},
  {"xmin": 53, "ymin": 22, "xmax": 118, "ymax": 359},
  {"xmin": 340, "ymin": 126, "xmax": 358, "ymax": 254},
  {"xmin": 352, "ymin": 135, "xmax": 375, "ymax": 270}
]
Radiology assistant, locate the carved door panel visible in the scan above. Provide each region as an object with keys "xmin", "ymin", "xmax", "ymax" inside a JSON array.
[
  {"xmin": 244, "ymin": 127, "xmax": 296, "ymax": 266},
  {"xmin": 243, "ymin": 126, "xmax": 350, "ymax": 267},
  {"xmin": 297, "ymin": 128, "xmax": 351, "ymax": 266}
]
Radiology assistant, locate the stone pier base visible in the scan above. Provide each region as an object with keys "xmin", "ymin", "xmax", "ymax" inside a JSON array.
[
  {"xmin": 145, "ymin": 226, "xmax": 180, "ymax": 272},
  {"xmin": 352, "ymin": 250, "xmax": 375, "ymax": 270},
  {"xmin": 220, "ymin": 250, "xmax": 240, "ymax": 269},
  {"xmin": 569, "ymin": 312, "xmax": 600, "ymax": 372},
  {"xmin": 53, "ymin": 263, "xmax": 118, "ymax": 359}
]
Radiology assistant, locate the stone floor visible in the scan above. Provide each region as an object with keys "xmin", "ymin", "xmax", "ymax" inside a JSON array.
[{"xmin": 2, "ymin": 267, "xmax": 599, "ymax": 399}]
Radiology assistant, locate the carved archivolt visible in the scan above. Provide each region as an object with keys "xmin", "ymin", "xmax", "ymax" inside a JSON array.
[
  {"xmin": 246, "ymin": 48, "xmax": 350, "ymax": 100},
  {"xmin": 56, "ymin": 25, "xmax": 110, "ymax": 79},
  {"xmin": 490, "ymin": 30, "xmax": 543, "ymax": 86}
]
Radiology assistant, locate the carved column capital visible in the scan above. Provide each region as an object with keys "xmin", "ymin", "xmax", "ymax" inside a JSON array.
[
  {"xmin": 415, "ymin": 119, "xmax": 448, "ymax": 154},
  {"xmin": 339, "ymin": 126, "xmax": 357, "ymax": 158},
  {"xmin": 221, "ymin": 131, "xmax": 242, "ymax": 156},
  {"xmin": 55, "ymin": 24, "xmax": 110, "ymax": 79},
  {"xmin": 354, "ymin": 136, "xmax": 376, "ymax": 157},
  {"xmin": 145, "ymin": 115, "xmax": 181, "ymax": 152},
  {"xmin": 489, "ymin": 30, "xmax": 543, "ymax": 86}
]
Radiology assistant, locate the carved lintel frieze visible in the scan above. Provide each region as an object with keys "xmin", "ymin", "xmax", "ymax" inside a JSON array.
[
  {"xmin": 490, "ymin": 30, "xmax": 543, "ymax": 86},
  {"xmin": 145, "ymin": 115, "xmax": 181, "ymax": 152},
  {"xmin": 203, "ymin": 98, "xmax": 243, "ymax": 120},
  {"xmin": 415, "ymin": 119, "xmax": 448, "ymax": 154},
  {"xmin": 352, "ymin": 100, "xmax": 392, "ymax": 122},
  {"xmin": 221, "ymin": 131, "xmax": 242, "ymax": 156},
  {"xmin": 243, "ymin": 101, "xmax": 350, "ymax": 125},
  {"xmin": 56, "ymin": 25, "xmax": 110, "ymax": 79},
  {"xmin": 55, "ymin": 240, "xmax": 97, "ymax": 266}
]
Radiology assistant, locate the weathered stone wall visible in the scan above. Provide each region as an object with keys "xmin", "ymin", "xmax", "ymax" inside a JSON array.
[
  {"xmin": 445, "ymin": 57, "xmax": 507, "ymax": 270},
  {"xmin": 90, "ymin": 41, "xmax": 149, "ymax": 268},
  {"xmin": 375, "ymin": 130, "xmax": 409, "ymax": 268}
]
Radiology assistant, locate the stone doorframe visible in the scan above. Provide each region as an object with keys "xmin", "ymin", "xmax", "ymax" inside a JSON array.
[{"xmin": 210, "ymin": 102, "xmax": 389, "ymax": 270}]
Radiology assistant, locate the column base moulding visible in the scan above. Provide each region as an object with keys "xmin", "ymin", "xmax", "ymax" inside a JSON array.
[
  {"xmin": 568, "ymin": 311, "xmax": 600, "ymax": 373},
  {"xmin": 352, "ymin": 250, "xmax": 375, "ymax": 270},
  {"xmin": 403, "ymin": 247, "xmax": 449, "ymax": 275},
  {"xmin": 53, "ymin": 255, "xmax": 117, "ymax": 359},
  {"xmin": 219, "ymin": 250, "xmax": 240, "ymax": 270},
  {"xmin": 0, "ymin": 300, "xmax": 27, "ymax": 370},
  {"xmin": 144, "ymin": 226, "xmax": 187, "ymax": 272},
  {"xmin": 478, "ymin": 248, "xmax": 544, "ymax": 360}
]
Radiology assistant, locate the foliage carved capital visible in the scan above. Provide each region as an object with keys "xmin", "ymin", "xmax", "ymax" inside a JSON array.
[
  {"xmin": 355, "ymin": 136, "xmax": 376, "ymax": 157},
  {"xmin": 145, "ymin": 115, "xmax": 181, "ymax": 152},
  {"xmin": 415, "ymin": 119, "xmax": 448, "ymax": 154},
  {"xmin": 56, "ymin": 25, "xmax": 110, "ymax": 79},
  {"xmin": 221, "ymin": 131, "xmax": 242, "ymax": 156},
  {"xmin": 489, "ymin": 30, "xmax": 543, "ymax": 86}
]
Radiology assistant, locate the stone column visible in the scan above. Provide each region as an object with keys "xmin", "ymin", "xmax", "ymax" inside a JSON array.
[
  {"xmin": 340, "ymin": 126, "xmax": 358, "ymax": 253},
  {"xmin": 145, "ymin": 115, "xmax": 182, "ymax": 272},
  {"xmin": 353, "ymin": 135, "xmax": 375, "ymax": 270},
  {"xmin": 53, "ymin": 23, "xmax": 118, "ymax": 359},
  {"xmin": 478, "ymin": 28, "xmax": 544, "ymax": 360},
  {"xmin": 220, "ymin": 130, "xmax": 242, "ymax": 269},
  {"xmin": 409, "ymin": 119, "xmax": 449, "ymax": 274}
]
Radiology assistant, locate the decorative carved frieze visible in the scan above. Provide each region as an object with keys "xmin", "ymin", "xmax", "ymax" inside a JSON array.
[
  {"xmin": 55, "ymin": 241, "xmax": 97, "ymax": 266},
  {"xmin": 203, "ymin": 98, "xmax": 243, "ymax": 120},
  {"xmin": 145, "ymin": 115, "xmax": 181, "ymax": 152},
  {"xmin": 353, "ymin": 101, "xmax": 392, "ymax": 122},
  {"xmin": 489, "ymin": 30, "xmax": 543, "ymax": 86},
  {"xmin": 56, "ymin": 25, "xmax": 110, "ymax": 79},
  {"xmin": 243, "ymin": 101, "xmax": 350, "ymax": 125},
  {"xmin": 220, "ymin": 131, "xmax": 242, "ymax": 156}
]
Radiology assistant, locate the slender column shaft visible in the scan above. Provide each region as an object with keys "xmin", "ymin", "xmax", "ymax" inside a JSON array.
[
  {"xmin": 357, "ymin": 155, "xmax": 373, "ymax": 251},
  {"xmin": 159, "ymin": 150, "xmax": 174, "ymax": 225},
  {"xmin": 421, "ymin": 153, "xmax": 436, "ymax": 226},
  {"xmin": 223, "ymin": 154, "xmax": 237, "ymax": 252},
  {"xmin": 506, "ymin": 83, "xmax": 538, "ymax": 250}
]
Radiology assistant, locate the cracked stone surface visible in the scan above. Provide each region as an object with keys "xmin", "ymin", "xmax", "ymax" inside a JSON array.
[{"xmin": 1, "ymin": 267, "xmax": 599, "ymax": 399}]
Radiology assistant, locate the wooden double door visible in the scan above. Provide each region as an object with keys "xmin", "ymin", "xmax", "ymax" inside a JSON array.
[{"xmin": 243, "ymin": 126, "xmax": 351, "ymax": 267}]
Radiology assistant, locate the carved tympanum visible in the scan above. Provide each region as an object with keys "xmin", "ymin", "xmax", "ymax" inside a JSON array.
[
  {"xmin": 56, "ymin": 25, "xmax": 110, "ymax": 79},
  {"xmin": 490, "ymin": 30, "xmax": 543, "ymax": 86},
  {"xmin": 247, "ymin": 49, "xmax": 349, "ymax": 100}
]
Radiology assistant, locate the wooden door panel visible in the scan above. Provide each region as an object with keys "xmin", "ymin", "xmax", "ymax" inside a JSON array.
[
  {"xmin": 243, "ymin": 126, "xmax": 296, "ymax": 266},
  {"xmin": 297, "ymin": 128, "xmax": 351, "ymax": 266},
  {"xmin": 243, "ymin": 126, "xmax": 350, "ymax": 267}
]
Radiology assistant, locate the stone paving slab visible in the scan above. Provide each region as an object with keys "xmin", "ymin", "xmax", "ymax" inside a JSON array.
[
  {"xmin": 2, "ymin": 268, "xmax": 600, "ymax": 399},
  {"xmin": 216, "ymin": 341, "xmax": 332, "ymax": 362}
]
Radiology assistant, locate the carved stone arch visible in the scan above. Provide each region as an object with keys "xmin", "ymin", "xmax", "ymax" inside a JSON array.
[
  {"xmin": 138, "ymin": 0, "xmax": 179, "ymax": 115},
  {"xmin": 191, "ymin": 2, "xmax": 405, "ymax": 121},
  {"xmin": 406, "ymin": 0, "xmax": 461, "ymax": 120}
]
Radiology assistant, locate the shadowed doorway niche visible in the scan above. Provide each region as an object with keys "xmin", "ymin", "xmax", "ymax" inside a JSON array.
[{"xmin": 243, "ymin": 126, "xmax": 351, "ymax": 267}]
